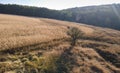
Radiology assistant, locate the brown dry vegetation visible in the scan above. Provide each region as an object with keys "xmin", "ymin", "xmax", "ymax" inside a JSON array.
[{"xmin": 0, "ymin": 14, "xmax": 120, "ymax": 73}]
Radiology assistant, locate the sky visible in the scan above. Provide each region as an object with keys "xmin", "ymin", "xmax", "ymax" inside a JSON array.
[{"xmin": 0, "ymin": 0, "xmax": 120, "ymax": 10}]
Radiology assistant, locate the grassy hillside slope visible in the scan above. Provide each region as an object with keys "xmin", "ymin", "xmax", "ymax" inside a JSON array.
[
  {"xmin": 1, "ymin": 4, "xmax": 120, "ymax": 30},
  {"xmin": 0, "ymin": 14, "xmax": 120, "ymax": 73}
]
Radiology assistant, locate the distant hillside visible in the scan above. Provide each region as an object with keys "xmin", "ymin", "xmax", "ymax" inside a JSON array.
[
  {"xmin": 63, "ymin": 4, "xmax": 120, "ymax": 30},
  {"xmin": 0, "ymin": 4, "xmax": 120, "ymax": 30}
]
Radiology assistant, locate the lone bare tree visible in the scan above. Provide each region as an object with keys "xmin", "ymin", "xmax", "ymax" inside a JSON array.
[{"xmin": 67, "ymin": 27, "xmax": 83, "ymax": 46}]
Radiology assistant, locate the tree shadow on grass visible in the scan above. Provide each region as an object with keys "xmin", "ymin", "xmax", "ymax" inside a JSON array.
[{"xmin": 56, "ymin": 45, "xmax": 77, "ymax": 73}]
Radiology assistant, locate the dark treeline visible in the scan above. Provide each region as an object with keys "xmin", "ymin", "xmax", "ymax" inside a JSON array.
[
  {"xmin": 0, "ymin": 4, "xmax": 120, "ymax": 30},
  {"xmin": 0, "ymin": 4, "xmax": 71, "ymax": 21}
]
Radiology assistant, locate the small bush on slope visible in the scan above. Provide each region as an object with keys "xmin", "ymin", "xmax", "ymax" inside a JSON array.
[{"xmin": 67, "ymin": 27, "xmax": 84, "ymax": 46}]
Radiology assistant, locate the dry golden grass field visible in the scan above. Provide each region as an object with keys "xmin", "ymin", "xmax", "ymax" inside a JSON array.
[{"xmin": 0, "ymin": 14, "xmax": 120, "ymax": 73}]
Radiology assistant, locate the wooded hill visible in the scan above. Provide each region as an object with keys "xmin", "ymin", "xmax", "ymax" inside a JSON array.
[{"xmin": 0, "ymin": 4, "xmax": 120, "ymax": 30}]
